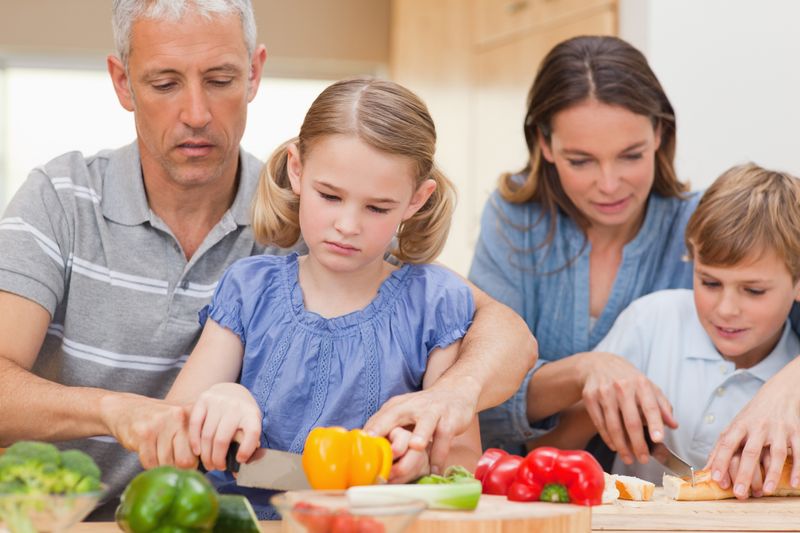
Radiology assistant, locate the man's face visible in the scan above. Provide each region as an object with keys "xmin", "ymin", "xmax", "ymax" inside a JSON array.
[{"xmin": 109, "ymin": 11, "xmax": 265, "ymax": 189}]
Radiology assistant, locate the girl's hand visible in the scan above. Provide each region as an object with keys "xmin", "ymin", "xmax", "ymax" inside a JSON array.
[
  {"xmin": 577, "ymin": 352, "xmax": 677, "ymax": 465},
  {"xmin": 188, "ymin": 383, "xmax": 262, "ymax": 472},
  {"xmin": 387, "ymin": 427, "xmax": 430, "ymax": 483}
]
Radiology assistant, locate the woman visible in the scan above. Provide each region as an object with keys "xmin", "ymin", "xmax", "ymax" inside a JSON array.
[{"xmin": 469, "ymin": 35, "xmax": 700, "ymax": 463}]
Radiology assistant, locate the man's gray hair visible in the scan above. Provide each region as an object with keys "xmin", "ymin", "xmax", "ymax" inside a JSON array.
[{"xmin": 112, "ymin": 0, "xmax": 257, "ymax": 64}]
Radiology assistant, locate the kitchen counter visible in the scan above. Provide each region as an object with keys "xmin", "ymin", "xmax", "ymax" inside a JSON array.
[{"xmin": 64, "ymin": 489, "xmax": 800, "ymax": 533}]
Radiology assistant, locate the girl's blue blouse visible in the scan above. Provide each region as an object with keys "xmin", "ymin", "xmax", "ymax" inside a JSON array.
[
  {"xmin": 468, "ymin": 189, "xmax": 702, "ymax": 450},
  {"xmin": 199, "ymin": 252, "xmax": 474, "ymax": 453}
]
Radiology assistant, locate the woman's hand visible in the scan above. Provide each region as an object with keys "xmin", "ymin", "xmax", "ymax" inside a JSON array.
[
  {"xmin": 576, "ymin": 352, "xmax": 677, "ymax": 464},
  {"xmin": 387, "ymin": 427, "xmax": 430, "ymax": 484},
  {"xmin": 188, "ymin": 383, "xmax": 263, "ymax": 472},
  {"xmin": 706, "ymin": 357, "xmax": 800, "ymax": 498}
]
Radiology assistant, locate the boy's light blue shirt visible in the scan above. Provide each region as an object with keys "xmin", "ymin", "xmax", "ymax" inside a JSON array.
[
  {"xmin": 469, "ymin": 188, "xmax": 701, "ymax": 451},
  {"xmin": 599, "ymin": 289, "xmax": 800, "ymax": 483}
]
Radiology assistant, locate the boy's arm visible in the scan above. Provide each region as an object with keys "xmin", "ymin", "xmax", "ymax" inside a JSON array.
[{"xmin": 366, "ymin": 281, "xmax": 536, "ymax": 471}]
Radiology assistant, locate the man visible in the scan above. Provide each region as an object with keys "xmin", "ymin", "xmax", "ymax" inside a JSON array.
[{"xmin": 0, "ymin": 0, "xmax": 536, "ymax": 518}]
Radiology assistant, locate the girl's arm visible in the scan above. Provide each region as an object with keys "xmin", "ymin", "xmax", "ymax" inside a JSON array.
[
  {"xmin": 166, "ymin": 319, "xmax": 244, "ymax": 404},
  {"xmin": 137, "ymin": 320, "xmax": 257, "ymax": 471}
]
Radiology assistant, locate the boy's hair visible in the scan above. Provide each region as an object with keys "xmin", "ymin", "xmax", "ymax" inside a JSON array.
[
  {"xmin": 112, "ymin": 0, "xmax": 257, "ymax": 65},
  {"xmin": 685, "ymin": 163, "xmax": 800, "ymax": 280},
  {"xmin": 252, "ymin": 77, "xmax": 456, "ymax": 264}
]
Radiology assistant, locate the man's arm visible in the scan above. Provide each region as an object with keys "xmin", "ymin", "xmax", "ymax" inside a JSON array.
[
  {"xmin": 365, "ymin": 281, "xmax": 537, "ymax": 471},
  {"xmin": 0, "ymin": 291, "xmax": 190, "ymax": 460}
]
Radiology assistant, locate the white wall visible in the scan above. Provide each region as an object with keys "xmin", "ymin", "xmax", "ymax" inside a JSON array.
[{"xmin": 619, "ymin": 0, "xmax": 800, "ymax": 190}]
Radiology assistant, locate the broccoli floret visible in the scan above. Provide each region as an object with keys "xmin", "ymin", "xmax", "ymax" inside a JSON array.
[
  {"xmin": 61, "ymin": 449, "xmax": 101, "ymax": 481},
  {"xmin": 2, "ymin": 441, "xmax": 61, "ymax": 466},
  {"xmin": 0, "ymin": 442, "xmax": 102, "ymax": 496}
]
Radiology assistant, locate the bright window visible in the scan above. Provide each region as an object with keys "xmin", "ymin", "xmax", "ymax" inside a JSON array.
[{"xmin": 0, "ymin": 66, "xmax": 332, "ymax": 210}]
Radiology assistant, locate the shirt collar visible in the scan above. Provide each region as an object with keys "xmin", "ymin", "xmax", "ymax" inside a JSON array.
[
  {"xmin": 684, "ymin": 309, "xmax": 798, "ymax": 383},
  {"xmin": 102, "ymin": 141, "xmax": 261, "ymax": 227},
  {"xmin": 746, "ymin": 322, "xmax": 798, "ymax": 382}
]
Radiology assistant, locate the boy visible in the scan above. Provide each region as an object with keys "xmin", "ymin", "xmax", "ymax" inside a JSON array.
[{"xmin": 542, "ymin": 163, "xmax": 800, "ymax": 484}]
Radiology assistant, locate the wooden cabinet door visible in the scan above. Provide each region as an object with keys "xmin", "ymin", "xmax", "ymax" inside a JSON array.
[
  {"xmin": 473, "ymin": 0, "xmax": 615, "ymax": 47},
  {"xmin": 471, "ymin": 8, "xmax": 616, "ymax": 228}
]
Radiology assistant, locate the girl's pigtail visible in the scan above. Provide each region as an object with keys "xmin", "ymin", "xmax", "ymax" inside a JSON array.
[
  {"xmin": 252, "ymin": 138, "xmax": 302, "ymax": 247},
  {"xmin": 395, "ymin": 165, "xmax": 456, "ymax": 264}
]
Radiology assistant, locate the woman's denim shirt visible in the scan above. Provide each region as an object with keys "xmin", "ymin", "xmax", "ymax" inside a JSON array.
[{"xmin": 468, "ymin": 187, "xmax": 701, "ymax": 452}]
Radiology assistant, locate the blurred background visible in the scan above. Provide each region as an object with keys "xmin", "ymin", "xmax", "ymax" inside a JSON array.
[{"xmin": 1, "ymin": 0, "xmax": 798, "ymax": 274}]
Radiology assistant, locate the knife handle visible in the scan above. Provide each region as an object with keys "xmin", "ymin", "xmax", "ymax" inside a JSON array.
[
  {"xmin": 227, "ymin": 442, "xmax": 241, "ymax": 473},
  {"xmin": 196, "ymin": 442, "xmax": 241, "ymax": 474}
]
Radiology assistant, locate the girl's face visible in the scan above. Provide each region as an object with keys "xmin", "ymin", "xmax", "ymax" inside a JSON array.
[
  {"xmin": 287, "ymin": 134, "xmax": 435, "ymax": 273},
  {"xmin": 539, "ymin": 99, "xmax": 661, "ymax": 238},
  {"xmin": 693, "ymin": 248, "xmax": 800, "ymax": 369}
]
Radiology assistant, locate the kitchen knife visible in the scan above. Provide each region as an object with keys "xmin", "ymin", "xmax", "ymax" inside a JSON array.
[
  {"xmin": 226, "ymin": 443, "xmax": 311, "ymax": 491},
  {"xmin": 644, "ymin": 432, "xmax": 696, "ymax": 486}
]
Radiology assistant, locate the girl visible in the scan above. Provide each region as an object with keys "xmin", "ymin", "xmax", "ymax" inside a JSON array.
[{"xmin": 158, "ymin": 77, "xmax": 481, "ymax": 513}]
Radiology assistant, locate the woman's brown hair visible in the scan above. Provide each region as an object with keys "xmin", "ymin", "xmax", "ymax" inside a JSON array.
[
  {"xmin": 252, "ymin": 77, "xmax": 456, "ymax": 264},
  {"xmin": 685, "ymin": 163, "xmax": 800, "ymax": 281},
  {"xmin": 499, "ymin": 35, "xmax": 688, "ymax": 245}
]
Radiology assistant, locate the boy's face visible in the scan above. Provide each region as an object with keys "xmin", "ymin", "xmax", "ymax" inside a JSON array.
[{"xmin": 693, "ymin": 248, "xmax": 800, "ymax": 369}]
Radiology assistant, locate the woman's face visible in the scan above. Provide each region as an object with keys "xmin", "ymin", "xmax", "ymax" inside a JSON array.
[{"xmin": 539, "ymin": 99, "xmax": 661, "ymax": 238}]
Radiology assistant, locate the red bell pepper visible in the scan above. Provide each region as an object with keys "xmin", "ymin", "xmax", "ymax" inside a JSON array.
[
  {"xmin": 474, "ymin": 448, "xmax": 525, "ymax": 496},
  {"xmin": 507, "ymin": 447, "xmax": 604, "ymax": 506}
]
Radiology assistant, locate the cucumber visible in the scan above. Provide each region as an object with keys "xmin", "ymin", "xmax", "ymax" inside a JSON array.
[{"xmin": 213, "ymin": 494, "xmax": 260, "ymax": 532}]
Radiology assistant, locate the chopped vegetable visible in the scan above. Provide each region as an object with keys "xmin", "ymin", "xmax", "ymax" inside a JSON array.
[
  {"xmin": 302, "ymin": 427, "xmax": 393, "ymax": 490},
  {"xmin": 347, "ymin": 471, "xmax": 481, "ymax": 511},
  {"xmin": 213, "ymin": 495, "xmax": 260, "ymax": 533},
  {"xmin": 292, "ymin": 502, "xmax": 385, "ymax": 533}
]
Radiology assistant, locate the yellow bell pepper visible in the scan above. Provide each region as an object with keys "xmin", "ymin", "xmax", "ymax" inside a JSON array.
[{"xmin": 302, "ymin": 427, "xmax": 393, "ymax": 490}]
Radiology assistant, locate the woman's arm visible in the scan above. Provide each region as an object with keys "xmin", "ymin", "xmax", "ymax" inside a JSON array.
[{"xmin": 527, "ymin": 351, "xmax": 676, "ymax": 465}]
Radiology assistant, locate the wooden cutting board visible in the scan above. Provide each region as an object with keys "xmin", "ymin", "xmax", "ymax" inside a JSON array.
[
  {"xmin": 593, "ymin": 488, "xmax": 800, "ymax": 531},
  {"xmin": 408, "ymin": 494, "xmax": 591, "ymax": 533}
]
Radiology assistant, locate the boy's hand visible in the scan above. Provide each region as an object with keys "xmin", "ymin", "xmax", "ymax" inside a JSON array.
[
  {"xmin": 706, "ymin": 359, "xmax": 800, "ymax": 498},
  {"xmin": 188, "ymin": 383, "xmax": 262, "ymax": 472},
  {"xmin": 387, "ymin": 427, "xmax": 430, "ymax": 484}
]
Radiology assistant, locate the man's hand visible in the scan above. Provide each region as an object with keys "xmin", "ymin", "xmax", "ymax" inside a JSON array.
[
  {"xmin": 100, "ymin": 392, "xmax": 197, "ymax": 470},
  {"xmin": 364, "ymin": 375, "xmax": 479, "ymax": 474},
  {"xmin": 577, "ymin": 352, "xmax": 677, "ymax": 465},
  {"xmin": 706, "ymin": 358, "xmax": 800, "ymax": 498}
]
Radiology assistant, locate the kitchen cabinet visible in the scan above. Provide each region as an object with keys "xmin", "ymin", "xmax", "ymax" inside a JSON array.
[{"xmin": 390, "ymin": 0, "xmax": 616, "ymax": 273}]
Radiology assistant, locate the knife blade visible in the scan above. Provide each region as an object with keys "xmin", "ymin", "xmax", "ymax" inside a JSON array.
[
  {"xmin": 644, "ymin": 432, "xmax": 696, "ymax": 486},
  {"xmin": 226, "ymin": 443, "xmax": 311, "ymax": 491}
]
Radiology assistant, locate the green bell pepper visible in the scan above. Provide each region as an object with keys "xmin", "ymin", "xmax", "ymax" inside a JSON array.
[{"xmin": 115, "ymin": 466, "xmax": 219, "ymax": 533}]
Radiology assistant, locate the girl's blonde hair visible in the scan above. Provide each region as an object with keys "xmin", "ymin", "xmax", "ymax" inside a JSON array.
[
  {"xmin": 685, "ymin": 163, "xmax": 800, "ymax": 281},
  {"xmin": 252, "ymin": 77, "xmax": 456, "ymax": 264}
]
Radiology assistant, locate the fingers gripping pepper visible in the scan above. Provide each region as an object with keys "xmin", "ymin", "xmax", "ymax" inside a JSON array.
[
  {"xmin": 302, "ymin": 427, "xmax": 393, "ymax": 490},
  {"xmin": 115, "ymin": 466, "xmax": 219, "ymax": 533},
  {"xmin": 508, "ymin": 447, "xmax": 605, "ymax": 506}
]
